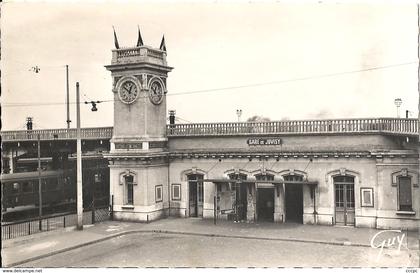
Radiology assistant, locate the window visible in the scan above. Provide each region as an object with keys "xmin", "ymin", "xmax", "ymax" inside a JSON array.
[
  {"xmin": 46, "ymin": 179, "xmax": 58, "ymax": 190},
  {"xmin": 228, "ymin": 173, "xmax": 247, "ymax": 191},
  {"xmin": 283, "ymin": 174, "xmax": 303, "ymax": 182},
  {"xmin": 255, "ymin": 174, "xmax": 274, "ymax": 181},
  {"xmin": 22, "ymin": 181, "xmax": 33, "ymax": 193},
  {"xmin": 172, "ymin": 184, "xmax": 181, "ymax": 201},
  {"xmin": 187, "ymin": 174, "xmax": 203, "ymax": 181},
  {"xmin": 12, "ymin": 183, "xmax": 20, "ymax": 194},
  {"xmin": 155, "ymin": 185, "xmax": 163, "ymax": 203},
  {"xmin": 228, "ymin": 173, "xmax": 247, "ymax": 180},
  {"xmin": 398, "ymin": 177, "xmax": 412, "ymax": 211},
  {"xmin": 333, "ymin": 175, "xmax": 354, "ymax": 183},
  {"xmin": 125, "ymin": 175, "xmax": 134, "ymax": 205}
]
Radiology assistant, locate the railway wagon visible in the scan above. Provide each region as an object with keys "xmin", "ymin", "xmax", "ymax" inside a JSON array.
[{"xmin": 1, "ymin": 170, "xmax": 75, "ymax": 212}]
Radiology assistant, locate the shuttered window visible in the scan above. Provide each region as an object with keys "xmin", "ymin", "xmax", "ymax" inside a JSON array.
[{"xmin": 398, "ymin": 177, "xmax": 412, "ymax": 211}]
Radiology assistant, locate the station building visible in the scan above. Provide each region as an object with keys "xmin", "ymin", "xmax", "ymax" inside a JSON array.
[
  {"xmin": 2, "ymin": 33, "xmax": 419, "ymax": 231},
  {"xmin": 103, "ymin": 34, "xmax": 419, "ymax": 231}
]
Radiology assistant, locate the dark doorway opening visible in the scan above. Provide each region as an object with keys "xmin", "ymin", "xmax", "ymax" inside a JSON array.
[
  {"xmin": 234, "ymin": 183, "xmax": 247, "ymax": 221},
  {"xmin": 257, "ymin": 188, "xmax": 274, "ymax": 222},
  {"xmin": 285, "ymin": 184, "xmax": 303, "ymax": 223},
  {"xmin": 189, "ymin": 181, "xmax": 203, "ymax": 217}
]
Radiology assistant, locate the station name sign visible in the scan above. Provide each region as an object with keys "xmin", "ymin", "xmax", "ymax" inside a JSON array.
[{"xmin": 247, "ymin": 138, "xmax": 282, "ymax": 145}]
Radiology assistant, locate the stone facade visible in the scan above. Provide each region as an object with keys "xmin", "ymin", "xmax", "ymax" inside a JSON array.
[{"xmin": 103, "ymin": 39, "xmax": 419, "ymax": 230}]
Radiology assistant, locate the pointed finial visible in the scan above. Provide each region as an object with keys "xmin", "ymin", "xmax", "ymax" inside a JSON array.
[
  {"xmin": 113, "ymin": 26, "xmax": 120, "ymax": 49},
  {"xmin": 137, "ymin": 25, "xmax": 144, "ymax": 47},
  {"xmin": 159, "ymin": 35, "xmax": 166, "ymax": 52}
]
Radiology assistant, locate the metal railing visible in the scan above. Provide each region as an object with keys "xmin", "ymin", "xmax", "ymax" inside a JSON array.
[
  {"xmin": 2, "ymin": 205, "xmax": 110, "ymax": 240},
  {"xmin": 167, "ymin": 118, "xmax": 418, "ymax": 137}
]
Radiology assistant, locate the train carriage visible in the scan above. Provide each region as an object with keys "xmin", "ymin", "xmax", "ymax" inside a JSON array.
[{"xmin": 1, "ymin": 170, "xmax": 75, "ymax": 212}]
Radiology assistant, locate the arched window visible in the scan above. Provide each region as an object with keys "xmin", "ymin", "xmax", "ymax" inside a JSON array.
[
  {"xmin": 120, "ymin": 170, "xmax": 137, "ymax": 206},
  {"xmin": 228, "ymin": 173, "xmax": 247, "ymax": 180},
  {"xmin": 283, "ymin": 174, "xmax": 303, "ymax": 182},
  {"xmin": 187, "ymin": 174, "xmax": 204, "ymax": 182},
  {"xmin": 255, "ymin": 173, "xmax": 274, "ymax": 181},
  {"xmin": 398, "ymin": 176, "xmax": 412, "ymax": 211},
  {"xmin": 125, "ymin": 175, "xmax": 134, "ymax": 205}
]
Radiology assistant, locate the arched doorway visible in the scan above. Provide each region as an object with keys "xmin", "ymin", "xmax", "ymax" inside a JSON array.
[
  {"xmin": 255, "ymin": 173, "xmax": 275, "ymax": 222},
  {"xmin": 228, "ymin": 173, "xmax": 248, "ymax": 222},
  {"xmin": 334, "ymin": 175, "xmax": 355, "ymax": 226},
  {"xmin": 188, "ymin": 174, "xmax": 204, "ymax": 217},
  {"xmin": 283, "ymin": 174, "xmax": 304, "ymax": 223}
]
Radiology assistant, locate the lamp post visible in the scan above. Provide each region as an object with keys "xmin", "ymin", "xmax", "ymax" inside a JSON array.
[
  {"xmin": 76, "ymin": 82, "xmax": 83, "ymax": 230},
  {"xmin": 66, "ymin": 65, "xmax": 71, "ymax": 128},
  {"xmin": 236, "ymin": 109, "xmax": 242, "ymax": 122},
  {"xmin": 37, "ymin": 134, "xmax": 42, "ymax": 231},
  {"xmin": 394, "ymin": 98, "xmax": 402, "ymax": 118}
]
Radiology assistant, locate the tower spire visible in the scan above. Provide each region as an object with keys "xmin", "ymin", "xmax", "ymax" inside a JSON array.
[
  {"xmin": 159, "ymin": 35, "xmax": 166, "ymax": 52},
  {"xmin": 113, "ymin": 26, "xmax": 120, "ymax": 49},
  {"xmin": 137, "ymin": 26, "xmax": 144, "ymax": 47}
]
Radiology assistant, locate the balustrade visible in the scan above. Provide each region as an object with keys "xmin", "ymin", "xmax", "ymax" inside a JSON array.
[
  {"xmin": 112, "ymin": 46, "xmax": 165, "ymax": 64},
  {"xmin": 1, "ymin": 119, "xmax": 417, "ymax": 142},
  {"xmin": 166, "ymin": 118, "xmax": 418, "ymax": 137}
]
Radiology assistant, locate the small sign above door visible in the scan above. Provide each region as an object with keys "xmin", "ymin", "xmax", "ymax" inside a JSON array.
[{"xmin": 247, "ymin": 138, "xmax": 282, "ymax": 145}]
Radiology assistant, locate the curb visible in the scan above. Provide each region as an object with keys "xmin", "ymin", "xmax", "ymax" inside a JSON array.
[{"xmin": 6, "ymin": 229, "xmax": 374, "ymax": 267}]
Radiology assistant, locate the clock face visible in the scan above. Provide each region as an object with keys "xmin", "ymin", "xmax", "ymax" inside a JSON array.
[
  {"xmin": 118, "ymin": 80, "xmax": 139, "ymax": 104},
  {"xmin": 149, "ymin": 80, "xmax": 164, "ymax": 105}
]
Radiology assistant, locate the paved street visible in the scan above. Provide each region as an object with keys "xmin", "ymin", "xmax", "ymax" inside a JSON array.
[{"xmin": 20, "ymin": 232, "xmax": 417, "ymax": 267}]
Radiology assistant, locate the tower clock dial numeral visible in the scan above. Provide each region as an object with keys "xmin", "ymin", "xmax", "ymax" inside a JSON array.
[
  {"xmin": 118, "ymin": 80, "xmax": 139, "ymax": 104},
  {"xmin": 149, "ymin": 79, "xmax": 164, "ymax": 105}
]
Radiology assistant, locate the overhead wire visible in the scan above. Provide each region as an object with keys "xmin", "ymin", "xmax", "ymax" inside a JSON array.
[{"xmin": 2, "ymin": 61, "xmax": 416, "ymax": 108}]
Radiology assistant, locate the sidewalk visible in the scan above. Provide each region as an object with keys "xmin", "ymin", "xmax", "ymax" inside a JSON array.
[{"xmin": 2, "ymin": 217, "xmax": 419, "ymax": 267}]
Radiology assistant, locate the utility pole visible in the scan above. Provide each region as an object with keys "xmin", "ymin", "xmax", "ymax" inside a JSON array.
[
  {"xmin": 66, "ymin": 65, "xmax": 71, "ymax": 128},
  {"xmin": 417, "ymin": 3, "xmax": 420, "ymax": 268},
  {"xmin": 37, "ymin": 134, "xmax": 42, "ymax": 230},
  {"xmin": 76, "ymin": 82, "xmax": 83, "ymax": 230}
]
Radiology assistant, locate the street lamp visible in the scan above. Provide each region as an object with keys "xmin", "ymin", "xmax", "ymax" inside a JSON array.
[
  {"xmin": 76, "ymin": 83, "xmax": 101, "ymax": 230},
  {"xmin": 76, "ymin": 82, "xmax": 83, "ymax": 230},
  {"xmin": 394, "ymin": 98, "xmax": 402, "ymax": 118},
  {"xmin": 236, "ymin": 109, "xmax": 242, "ymax": 122}
]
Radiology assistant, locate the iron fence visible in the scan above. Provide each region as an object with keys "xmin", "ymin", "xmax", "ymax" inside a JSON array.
[{"xmin": 1, "ymin": 204, "xmax": 110, "ymax": 240}]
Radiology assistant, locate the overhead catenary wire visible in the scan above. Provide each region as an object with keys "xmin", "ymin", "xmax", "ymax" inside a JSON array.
[{"xmin": 3, "ymin": 61, "xmax": 417, "ymax": 108}]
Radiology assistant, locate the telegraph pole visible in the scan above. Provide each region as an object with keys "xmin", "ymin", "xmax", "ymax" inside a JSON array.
[
  {"xmin": 76, "ymin": 82, "xmax": 83, "ymax": 230},
  {"xmin": 66, "ymin": 65, "xmax": 71, "ymax": 128},
  {"xmin": 417, "ymin": 3, "xmax": 420, "ymax": 267},
  {"xmin": 37, "ymin": 134, "xmax": 42, "ymax": 230}
]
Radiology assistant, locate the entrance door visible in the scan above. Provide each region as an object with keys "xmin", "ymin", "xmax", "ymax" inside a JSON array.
[
  {"xmin": 257, "ymin": 188, "xmax": 274, "ymax": 222},
  {"xmin": 234, "ymin": 183, "xmax": 247, "ymax": 221},
  {"xmin": 285, "ymin": 184, "xmax": 303, "ymax": 223},
  {"xmin": 334, "ymin": 176, "xmax": 355, "ymax": 226},
  {"xmin": 188, "ymin": 174, "xmax": 204, "ymax": 217}
]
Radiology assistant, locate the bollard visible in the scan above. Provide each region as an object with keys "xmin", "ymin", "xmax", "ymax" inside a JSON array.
[
  {"xmin": 47, "ymin": 219, "xmax": 49, "ymax": 231},
  {"xmin": 64, "ymin": 216, "xmax": 66, "ymax": 228},
  {"xmin": 28, "ymin": 222, "xmax": 31, "ymax": 235},
  {"xmin": 8, "ymin": 225, "xmax": 11, "ymax": 239}
]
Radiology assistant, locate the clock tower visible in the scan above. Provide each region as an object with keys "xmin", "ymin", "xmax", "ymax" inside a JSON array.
[{"xmin": 104, "ymin": 30, "xmax": 173, "ymax": 222}]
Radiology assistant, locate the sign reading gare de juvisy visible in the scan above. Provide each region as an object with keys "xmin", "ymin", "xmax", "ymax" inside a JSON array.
[{"xmin": 247, "ymin": 138, "xmax": 282, "ymax": 145}]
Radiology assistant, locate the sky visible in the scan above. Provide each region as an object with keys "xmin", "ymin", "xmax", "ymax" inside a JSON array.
[{"xmin": 1, "ymin": 0, "xmax": 419, "ymax": 130}]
